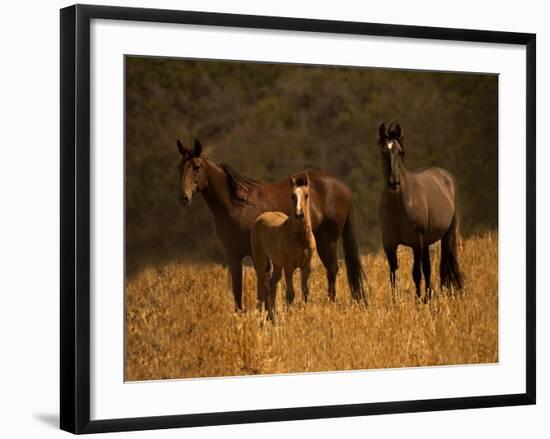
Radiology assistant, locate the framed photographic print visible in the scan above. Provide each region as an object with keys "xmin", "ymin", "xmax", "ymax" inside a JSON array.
[{"xmin": 60, "ymin": 4, "xmax": 536, "ymax": 434}]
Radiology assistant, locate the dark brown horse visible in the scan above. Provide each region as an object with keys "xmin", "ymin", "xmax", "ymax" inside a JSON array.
[
  {"xmin": 377, "ymin": 122, "xmax": 463, "ymax": 302},
  {"xmin": 177, "ymin": 139, "xmax": 367, "ymax": 310}
]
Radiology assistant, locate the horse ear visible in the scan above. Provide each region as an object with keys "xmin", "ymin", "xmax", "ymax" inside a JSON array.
[
  {"xmin": 378, "ymin": 123, "xmax": 387, "ymax": 143},
  {"xmin": 177, "ymin": 139, "xmax": 185, "ymax": 155},
  {"xmin": 393, "ymin": 123, "xmax": 403, "ymax": 139},
  {"xmin": 193, "ymin": 139, "xmax": 202, "ymax": 157},
  {"xmin": 289, "ymin": 176, "xmax": 297, "ymax": 189},
  {"xmin": 193, "ymin": 139, "xmax": 202, "ymax": 156},
  {"xmin": 302, "ymin": 173, "xmax": 310, "ymax": 187}
]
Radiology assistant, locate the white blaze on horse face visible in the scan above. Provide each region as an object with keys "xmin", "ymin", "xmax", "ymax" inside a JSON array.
[
  {"xmin": 294, "ymin": 187, "xmax": 303, "ymax": 216},
  {"xmin": 387, "ymin": 141, "xmax": 393, "ymax": 150}
]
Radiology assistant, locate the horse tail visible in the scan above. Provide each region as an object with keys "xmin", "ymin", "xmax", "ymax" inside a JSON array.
[
  {"xmin": 342, "ymin": 208, "xmax": 368, "ymax": 305},
  {"xmin": 440, "ymin": 214, "xmax": 464, "ymax": 291}
]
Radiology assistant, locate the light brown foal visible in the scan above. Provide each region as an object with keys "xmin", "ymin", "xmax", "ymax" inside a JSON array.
[{"xmin": 251, "ymin": 174, "xmax": 316, "ymax": 321}]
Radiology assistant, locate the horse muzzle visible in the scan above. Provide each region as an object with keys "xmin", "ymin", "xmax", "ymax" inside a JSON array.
[
  {"xmin": 295, "ymin": 212, "xmax": 305, "ymax": 219},
  {"xmin": 179, "ymin": 193, "xmax": 193, "ymax": 207},
  {"xmin": 388, "ymin": 182, "xmax": 400, "ymax": 193}
]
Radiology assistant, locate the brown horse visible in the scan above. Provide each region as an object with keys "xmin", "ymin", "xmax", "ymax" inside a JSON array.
[
  {"xmin": 251, "ymin": 174, "xmax": 316, "ymax": 321},
  {"xmin": 177, "ymin": 139, "xmax": 367, "ymax": 310},
  {"xmin": 377, "ymin": 122, "xmax": 463, "ymax": 302}
]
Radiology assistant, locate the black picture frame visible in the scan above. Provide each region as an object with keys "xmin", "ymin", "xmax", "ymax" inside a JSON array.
[{"xmin": 60, "ymin": 4, "xmax": 536, "ymax": 434}]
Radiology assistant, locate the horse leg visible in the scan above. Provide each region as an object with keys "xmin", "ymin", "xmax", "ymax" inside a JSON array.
[
  {"xmin": 301, "ymin": 265, "xmax": 311, "ymax": 304},
  {"xmin": 384, "ymin": 245, "xmax": 398, "ymax": 302},
  {"xmin": 269, "ymin": 264, "xmax": 282, "ymax": 295},
  {"xmin": 256, "ymin": 277, "xmax": 264, "ymax": 311},
  {"xmin": 326, "ymin": 242, "xmax": 339, "ymax": 301},
  {"xmin": 412, "ymin": 242, "xmax": 423, "ymax": 300},
  {"xmin": 267, "ymin": 265, "xmax": 282, "ymax": 322},
  {"xmin": 254, "ymin": 255, "xmax": 270, "ymax": 311},
  {"xmin": 422, "ymin": 244, "xmax": 432, "ymax": 303},
  {"xmin": 284, "ymin": 267, "xmax": 296, "ymax": 305},
  {"xmin": 316, "ymin": 232, "xmax": 339, "ymax": 301},
  {"xmin": 227, "ymin": 256, "xmax": 243, "ymax": 312}
]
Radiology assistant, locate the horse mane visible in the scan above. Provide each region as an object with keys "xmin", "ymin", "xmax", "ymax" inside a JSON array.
[{"xmin": 220, "ymin": 163, "xmax": 263, "ymax": 205}]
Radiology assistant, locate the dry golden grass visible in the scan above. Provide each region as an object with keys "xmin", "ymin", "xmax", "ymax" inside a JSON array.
[{"xmin": 125, "ymin": 230, "xmax": 498, "ymax": 381}]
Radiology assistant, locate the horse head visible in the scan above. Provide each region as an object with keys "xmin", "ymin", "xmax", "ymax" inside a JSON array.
[
  {"xmin": 177, "ymin": 139, "xmax": 208, "ymax": 207},
  {"xmin": 378, "ymin": 121, "xmax": 405, "ymax": 193},
  {"xmin": 289, "ymin": 173, "xmax": 310, "ymax": 220}
]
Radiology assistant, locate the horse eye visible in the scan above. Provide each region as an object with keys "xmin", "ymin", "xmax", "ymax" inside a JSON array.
[{"xmin": 193, "ymin": 164, "xmax": 200, "ymax": 170}]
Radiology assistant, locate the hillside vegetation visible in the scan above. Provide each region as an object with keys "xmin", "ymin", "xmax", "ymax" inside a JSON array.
[{"xmin": 125, "ymin": 57, "xmax": 498, "ymax": 273}]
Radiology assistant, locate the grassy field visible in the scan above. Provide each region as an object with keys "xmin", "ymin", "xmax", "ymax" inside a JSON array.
[{"xmin": 125, "ymin": 231, "xmax": 498, "ymax": 381}]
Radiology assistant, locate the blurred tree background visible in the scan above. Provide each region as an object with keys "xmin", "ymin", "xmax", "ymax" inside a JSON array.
[{"xmin": 125, "ymin": 56, "xmax": 498, "ymax": 275}]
